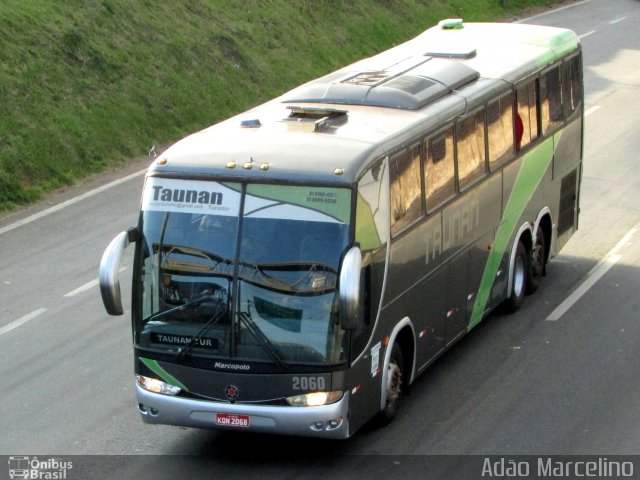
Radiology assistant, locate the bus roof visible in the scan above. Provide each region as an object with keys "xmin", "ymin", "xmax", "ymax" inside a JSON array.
[{"xmin": 150, "ymin": 21, "xmax": 579, "ymax": 184}]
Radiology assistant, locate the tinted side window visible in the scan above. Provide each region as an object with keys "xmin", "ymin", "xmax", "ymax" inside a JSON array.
[
  {"xmin": 390, "ymin": 145, "xmax": 422, "ymax": 235},
  {"xmin": 456, "ymin": 109, "xmax": 486, "ymax": 190},
  {"xmin": 356, "ymin": 158, "xmax": 389, "ymax": 251},
  {"xmin": 487, "ymin": 92, "xmax": 515, "ymax": 170},
  {"xmin": 540, "ymin": 65, "xmax": 563, "ymax": 134},
  {"xmin": 424, "ymin": 127, "xmax": 455, "ymax": 211},
  {"xmin": 563, "ymin": 55, "xmax": 582, "ymax": 116},
  {"xmin": 516, "ymin": 80, "xmax": 539, "ymax": 149}
]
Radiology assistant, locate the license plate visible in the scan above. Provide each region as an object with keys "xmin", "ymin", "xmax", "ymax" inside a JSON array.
[{"xmin": 215, "ymin": 413, "xmax": 250, "ymax": 428}]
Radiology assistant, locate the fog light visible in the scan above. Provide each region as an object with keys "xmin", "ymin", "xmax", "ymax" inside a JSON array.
[
  {"xmin": 286, "ymin": 391, "xmax": 343, "ymax": 407},
  {"xmin": 137, "ymin": 375, "xmax": 181, "ymax": 396},
  {"xmin": 327, "ymin": 417, "xmax": 344, "ymax": 430}
]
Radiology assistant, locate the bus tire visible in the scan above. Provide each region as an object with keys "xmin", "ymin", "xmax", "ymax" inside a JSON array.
[
  {"xmin": 505, "ymin": 241, "xmax": 528, "ymax": 312},
  {"xmin": 526, "ymin": 227, "xmax": 546, "ymax": 294},
  {"xmin": 379, "ymin": 343, "xmax": 404, "ymax": 424}
]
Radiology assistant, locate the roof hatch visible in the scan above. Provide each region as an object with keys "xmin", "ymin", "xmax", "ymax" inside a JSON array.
[
  {"xmin": 284, "ymin": 105, "xmax": 348, "ymax": 132},
  {"xmin": 283, "ymin": 57, "xmax": 479, "ymax": 110}
]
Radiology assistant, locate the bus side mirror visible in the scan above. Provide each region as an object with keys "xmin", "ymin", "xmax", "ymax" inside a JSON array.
[
  {"xmin": 99, "ymin": 228, "xmax": 137, "ymax": 316},
  {"xmin": 339, "ymin": 246, "xmax": 362, "ymax": 330}
]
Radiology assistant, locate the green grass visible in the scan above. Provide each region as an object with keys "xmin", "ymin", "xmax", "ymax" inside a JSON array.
[{"xmin": 0, "ymin": 0, "xmax": 563, "ymax": 211}]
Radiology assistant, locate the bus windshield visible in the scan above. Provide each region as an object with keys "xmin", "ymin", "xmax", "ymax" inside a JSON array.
[{"xmin": 134, "ymin": 179, "xmax": 352, "ymax": 366}]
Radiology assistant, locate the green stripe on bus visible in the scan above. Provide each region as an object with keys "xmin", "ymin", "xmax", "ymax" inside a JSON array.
[
  {"xmin": 140, "ymin": 357, "xmax": 188, "ymax": 390},
  {"xmin": 468, "ymin": 134, "xmax": 559, "ymax": 330},
  {"xmin": 534, "ymin": 30, "xmax": 580, "ymax": 66}
]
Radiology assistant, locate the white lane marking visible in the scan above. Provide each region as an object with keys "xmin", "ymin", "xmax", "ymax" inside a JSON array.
[
  {"xmin": 0, "ymin": 169, "xmax": 146, "ymax": 237},
  {"xmin": 0, "ymin": 308, "xmax": 48, "ymax": 336},
  {"xmin": 546, "ymin": 255, "xmax": 622, "ymax": 321},
  {"xmin": 516, "ymin": 0, "xmax": 592, "ymax": 23},
  {"xmin": 610, "ymin": 16, "xmax": 628, "ymax": 25},
  {"xmin": 64, "ymin": 279, "xmax": 99, "ymax": 298},
  {"xmin": 584, "ymin": 105, "xmax": 600, "ymax": 117},
  {"xmin": 547, "ymin": 226, "xmax": 638, "ymax": 321},
  {"xmin": 64, "ymin": 267, "xmax": 127, "ymax": 298},
  {"xmin": 579, "ymin": 30, "xmax": 596, "ymax": 39}
]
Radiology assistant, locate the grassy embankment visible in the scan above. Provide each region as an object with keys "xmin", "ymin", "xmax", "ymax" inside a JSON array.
[{"xmin": 0, "ymin": 0, "xmax": 565, "ymax": 212}]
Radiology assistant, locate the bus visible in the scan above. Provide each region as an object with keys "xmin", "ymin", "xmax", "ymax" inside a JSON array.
[
  {"xmin": 8, "ymin": 456, "xmax": 30, "ymax": 479},
  {"xmin": 99, "ymin": 19, "xmax": 583, "ymax": 439}
]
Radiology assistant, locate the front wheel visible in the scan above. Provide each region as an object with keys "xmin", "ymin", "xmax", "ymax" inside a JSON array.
[
  {"xmin": 505, "ymin": 241, "xmax": 528, "ymax": 312},
  {"xmin": 379, "ymin": 343, "xmax": 404, "ymax": 424}
]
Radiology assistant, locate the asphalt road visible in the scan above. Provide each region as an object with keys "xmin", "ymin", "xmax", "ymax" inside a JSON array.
[{"xmin": 1, "ymin": 0, "xmax": 639, "ymax": 478}]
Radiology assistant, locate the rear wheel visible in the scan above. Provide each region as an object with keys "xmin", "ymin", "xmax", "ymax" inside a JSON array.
[
  {"xmin": 527, "ymin": 228, "xmax": 546, "ymax": 294},
  {"xmin": 380, "ymin": 343, "xmax": 404, "ymax": 424},
  {"xmin": 505, "ymin": 241, "xmax": 528, "ymax": 312}
]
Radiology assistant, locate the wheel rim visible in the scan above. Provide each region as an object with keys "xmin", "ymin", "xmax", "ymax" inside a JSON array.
[
  {"xmin": 387, "ymin": 361, "xmax": 402, "ymax": 404},
  {"xmin": 513, "ymin": 255, "xmax": 525, "ymax": 297}
]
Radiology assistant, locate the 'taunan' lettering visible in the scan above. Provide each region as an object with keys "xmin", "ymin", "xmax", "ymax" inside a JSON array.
[{"xmin": 152, "ymin": 185, "xmax": 223, "ymax": 205}]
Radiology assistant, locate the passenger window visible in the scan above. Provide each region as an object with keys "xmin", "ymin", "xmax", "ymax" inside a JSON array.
[
  {"xmin": 390, "ymin": 145, "xmax": 422, "ymax": 235},
  {"xmin": 487, "ymin": 92, "xmax": 515, "ymax": 170},
  {"xmin": 424, "ymin": 127, "xmax": 455, "ymax": 211},
  {"xmin": 356, "ymin": 158, "xmax": 389, "ymax": 251},
  {"xmin": 563, "ymin": 55, "xmax": 582, "ymax": 116},
  {"xmin": 456, "ymin": 109, "xmax": 486, "ymax": 190},
  {"xmin": 516, "ymin": 80, "xmax": 539, "ymax": 149},
  {"xmin": 540, "ymin": 65, "xmax": 563, "ymax": 135}
]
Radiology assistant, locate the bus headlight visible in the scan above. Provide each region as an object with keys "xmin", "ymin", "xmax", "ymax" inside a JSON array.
[
  {"xmin": 286, "ymin": 391, "xmax": 343, "ymax": 407},
  {"xmin": 136, "ymin": 375, "xmax": 181, "ymax": 396}
]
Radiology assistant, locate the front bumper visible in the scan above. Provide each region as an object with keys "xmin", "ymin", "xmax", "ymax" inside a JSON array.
[{"xmin": 136, "ymin": 383, "xmax": 351, "ymax": 439}]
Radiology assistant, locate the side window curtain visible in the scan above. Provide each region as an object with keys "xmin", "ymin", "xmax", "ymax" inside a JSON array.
[
  {"xmin": 456, "ymin": 109, "xmax": 487, "ymax": 190},
  {"xmin": 424, "ymin": 126, "xmax": 456, "ymax": 211},
  {"xmin": 487, "ymin": 92, "xmax": 515, "ymax": 170},
  {"xmin": 390, "ymin": 145, "xmax": 422, "ymax": 235},
  {"xmin": 516, "ymin": 80, "xmax": 539, "ymax": 150},
  {"xmin": 540, "ymin": 65, "xmax": 563, "ymax": 135},
  {"xmin": 563, "ymin": 54, "xmax": 582, "ymax": 117}
]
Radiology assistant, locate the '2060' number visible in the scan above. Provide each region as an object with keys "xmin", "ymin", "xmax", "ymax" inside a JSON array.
[{"xmin": 292, "ymin": 376, "xmax": 326, "ymax": 391}]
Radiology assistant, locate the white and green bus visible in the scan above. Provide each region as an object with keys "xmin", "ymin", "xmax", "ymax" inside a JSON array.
[{"xmin": 100, "ymin": 19, "xmax": 583, "ymax": 439}]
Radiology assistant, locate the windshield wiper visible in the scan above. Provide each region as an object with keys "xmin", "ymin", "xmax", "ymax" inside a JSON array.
[
  {"xmin": 237, "ymin": 311, "xmax": 288, "ymax": 371},
  {"xmin": 147, "ymin": 293, "xmax": 219, "ymax": 324},
  {"xmin": 175, "ymin": 307, "xmax": 226, "ymax": 362}
]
